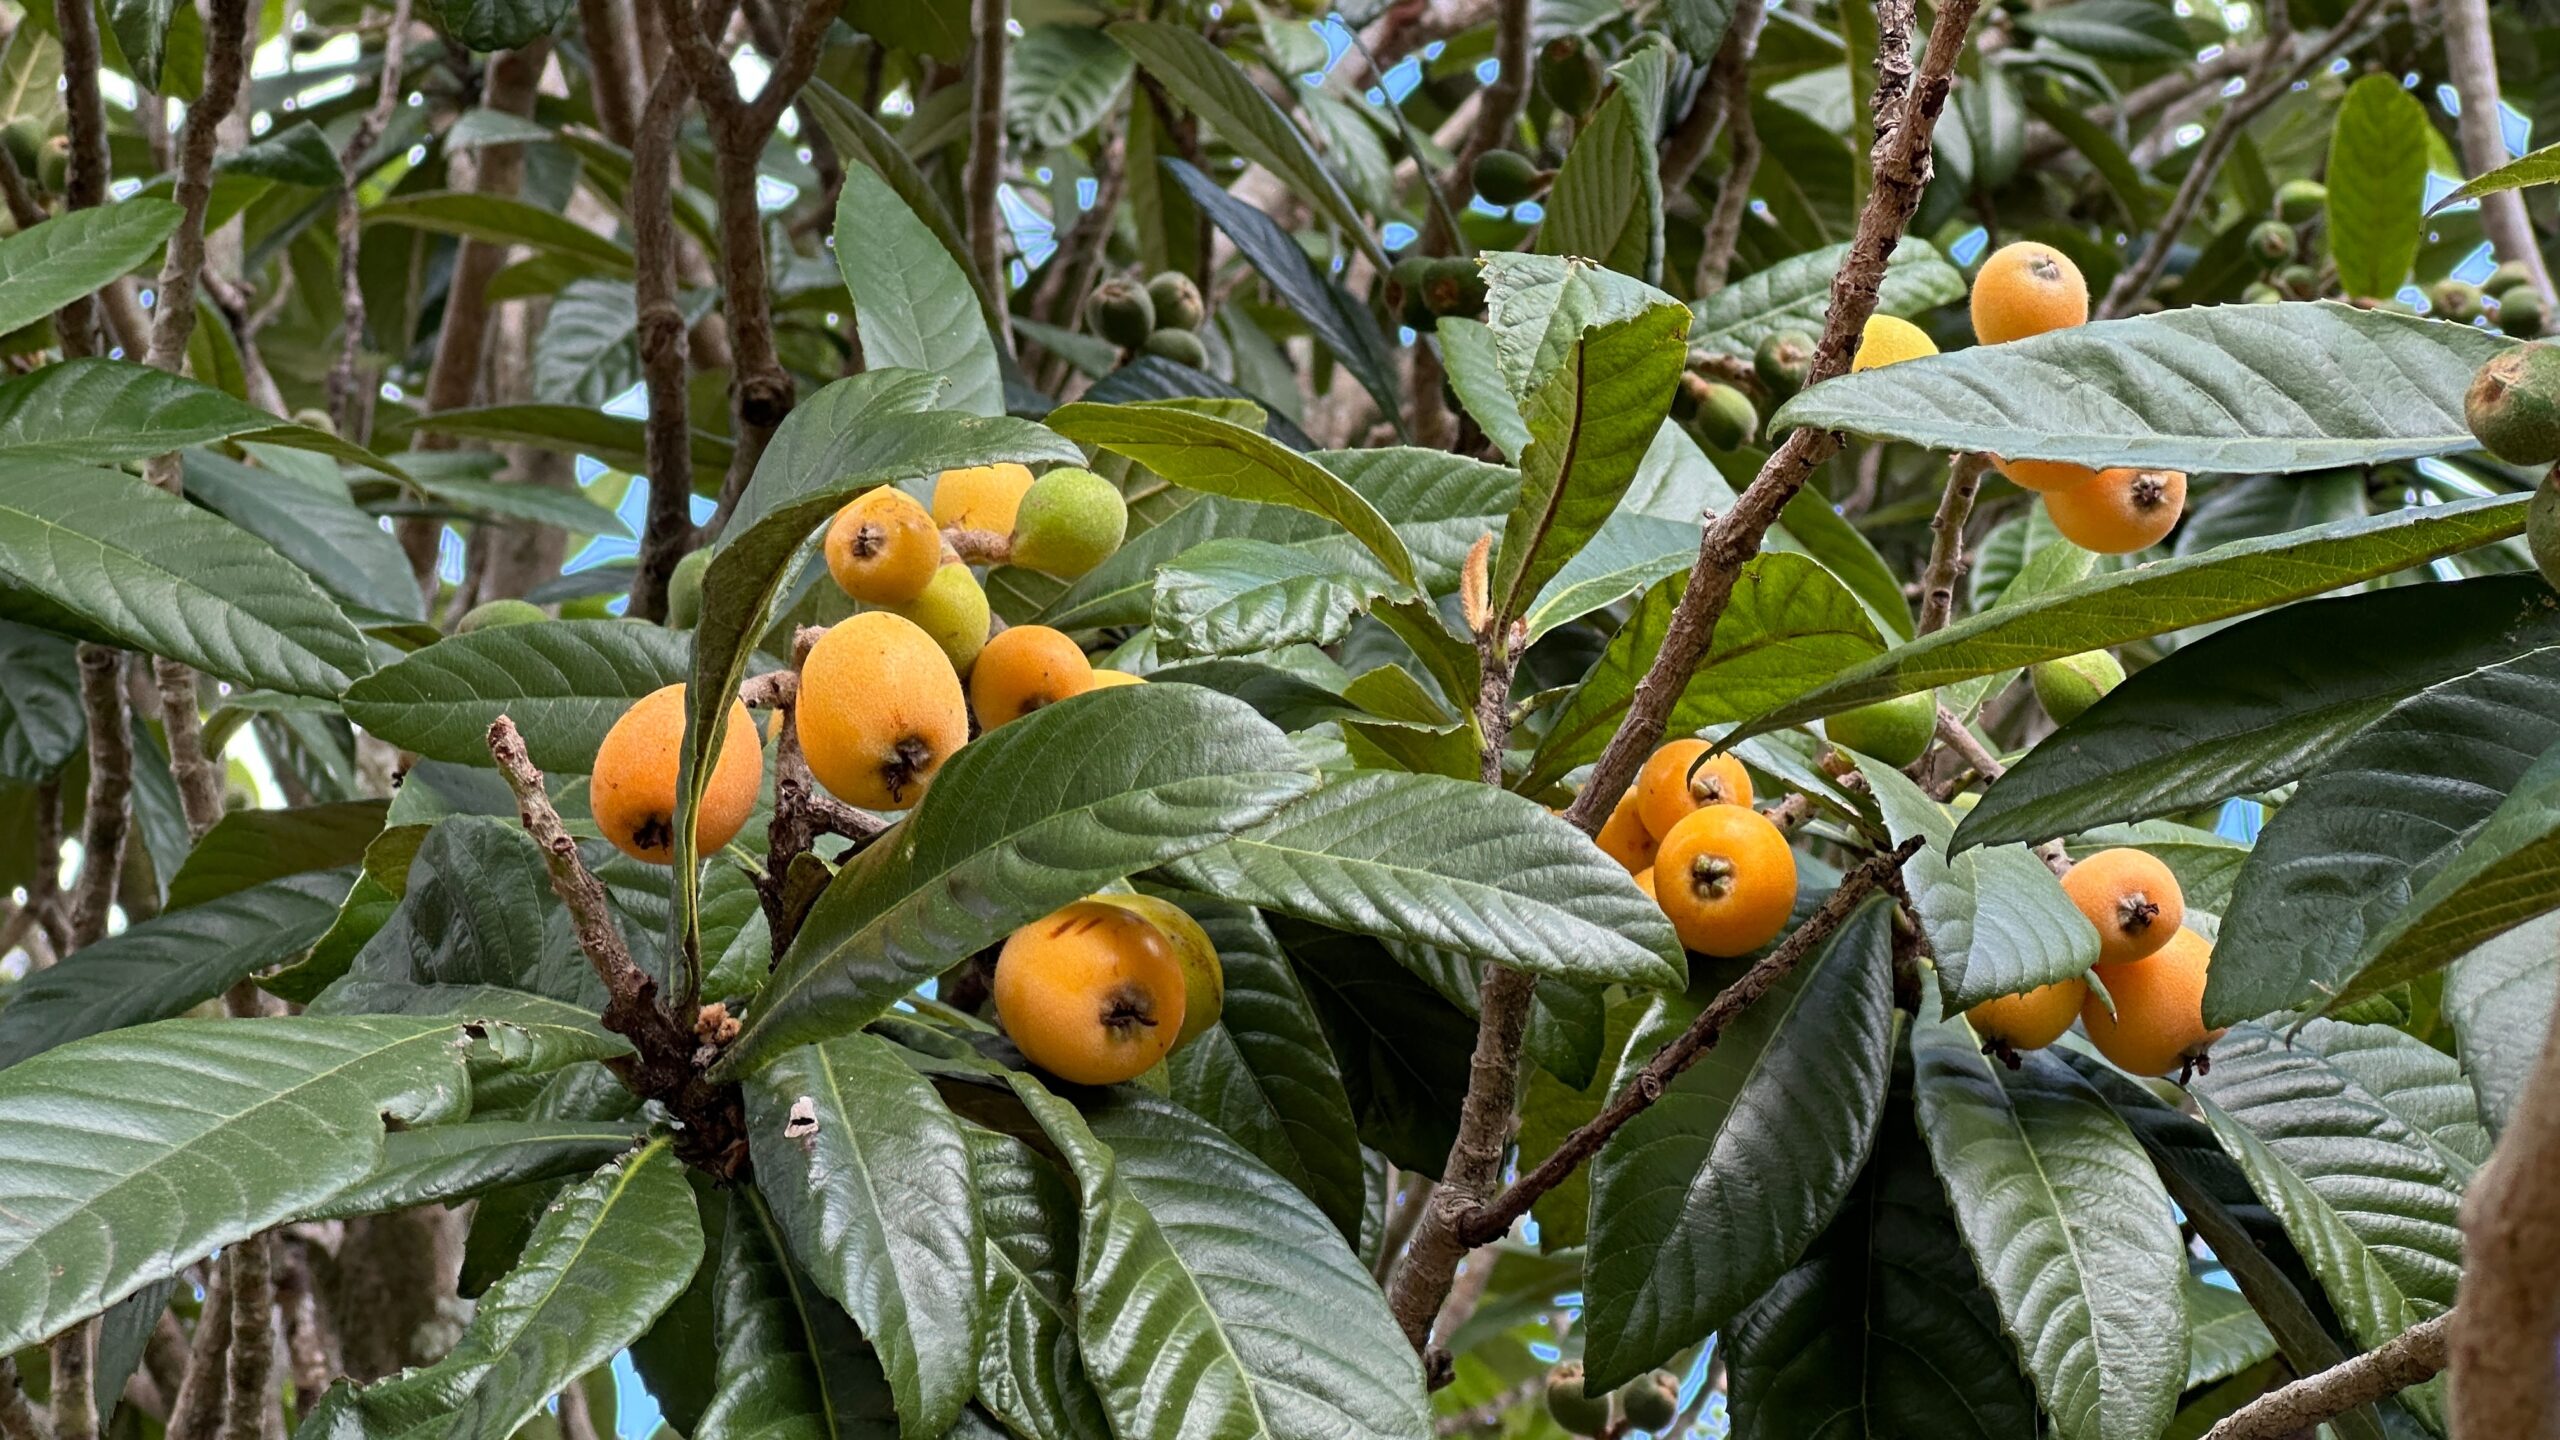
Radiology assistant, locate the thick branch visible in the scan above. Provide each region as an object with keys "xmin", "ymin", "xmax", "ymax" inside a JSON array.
[
  {"xmin": 2439, "ymin": 0, "xmax": 2554, "ymax": 307},
  {"xmin": 1462, "ymin": 836, "xmax": 1923, "ymax": 1245},
  {"xmin": 628, "ymin": 64, "xmax": 699, "ymax": 621},
  {"xmin": 218, "ymin": 1240, "xmax": 274, "ymax": 1440},
  {"xmin": 329, "ymin": 0, "xmax": 415, "ymax": 441},
  {"xmin": 157, "ymin": 658, "xmax": 229, "ymax": 841},
  {"xmin": 2448, "ymin": 916, "xmax": 2560, "ymax": 1435},
  {"xmin": 965, "ymin": 0, "xmax": 1007, "ymax": 299},
  {"xmin": 1561, "ymin": 0, "xmax": 1979, "ymax": 843},
  {"xmin": 65, "ymin": 647, "xmax": 131, "ymax": 949},
  {"xmin": 578, "ymin": 0, "xmax": 647, "ymax": 145},
  {"xmin": 49, "ymin": 1324, "xmax": 95, "ymax": 1440},
  {"xmin": 1916, "ymin": 453, "xmax": 1988, "ymax": 636},
  {"xmin": 49, "ymin": 0, "xmax": 113, "ymax": 356},
  {"xmin": 2206, "ymin": 1312, "xmax": 2452, "ymax": 1440}
]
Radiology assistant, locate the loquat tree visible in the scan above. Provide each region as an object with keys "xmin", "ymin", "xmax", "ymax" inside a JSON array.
[{"xmin": 3, "ymin": 0, "xmax": 2560, "ymax": 1438}]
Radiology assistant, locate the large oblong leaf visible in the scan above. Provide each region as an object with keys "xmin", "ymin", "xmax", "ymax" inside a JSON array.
[
  {"xmin": 967, "ymin": 1127, "xmax": 1111, "ymax": 1440},
  {"xmin": 1537, "ymin": 40, "xmax": 1671, "ymax": 281},
  {"xmin": 2206, "ymin": 645, "xmax": 2560, "ymax": 1025},
  {"xmin": 180, "ymin": 448, "xmax": 427, "ymax": 622},
  {"xmin": 833, "ymin": 164, "xmax": 1001, "ymax": 420},
  {"xmin": 721, "ymin": 684, "xmax": 1317, "ymax": 1075},
  {"xmin": 2325, "ymin": 77, "xmax": 2428, "ymax": 300},
  {"xmin": 2344, "ymin": 737, "xmax": 2560, "ymax": 1005},
  {"xmin": 744, "ymin": 1033, "xmax": 983, "ymax": 1438},
  {"xmin": 1767, "ymin": 303, "xmax": 2511, "ymax": 475},
  {"xmin": 1582, "ymin": 898, "xmax": 1896, "ymax": 1389},
  {"xmin": 1152, "ymin": 537, "xmax": 1392, "ymax": 659},
  {"xmin": 1008, "ymin": 25, "xmax": 1133, "ymax": 147},
  {"xmin": 1740, "ymin": 494, "xmax": 2526, "ymax": 737},
  {"xmin": 364, "ymin": 192, "xmax": 634, "ymax": 275},
  {"xmin": 301, "ymin": 1138, "xmax": 702, "ymax": 1440},
  {"xmin": 0, "ymin": 460, "xmax": 373, "ymax": 696},
  {"xmin": 698, "ymin": 1188, "xmax": 905, "ymax": 1440},
  {"xmin": 1161, "ymin": 769, "xmax": 1683, "ymax": 990},
  {"xmin": 346, "ymin": 620, "xmax": 693, "ymax": 772},
  {"xmin": 0, "ymin": 358, "xmax": 398, "ymax": 474},
  {"xmin": 2429, "ymin": 139, "xmax": 2560, "ymax": 214},
  {"xmin": 1912, "ymin": 1020, "xmax": 2189, "ymax": 1440},
  {"xmin": 0, "ymin": 200, "xmax": 180, "ymax": 335},
  {"xmin": 307, "ymin": 1119, "xmax": 646, "ymax": 1222},
  {"xmin": 0, "ymin": 1015, "xmax": 474, "ymax": 1353},
  {"xmin": 2443, "ymin": 914, "xmax": 2559, "ymax": 1138},
  {"xmin": 1955, "ymin": 576, "xmax": 2560, "ymax": 850}
]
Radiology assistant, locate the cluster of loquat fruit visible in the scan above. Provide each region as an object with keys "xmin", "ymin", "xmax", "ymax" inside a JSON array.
[
  {"xmin": 1084, "ymin": 270, "xmax": 1215, "ymax": 369},
  {"xmin": 1589, "ymin": 738, "xmax": 1799, "ymax": 959},
  {"xmin": 1968, "ymin": 847, "xmax": 2223, "ymax": 1077}
]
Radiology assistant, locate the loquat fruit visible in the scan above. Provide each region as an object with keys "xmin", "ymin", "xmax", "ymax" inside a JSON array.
[
  {"xmin": 1823, "ymin": 690, "xmax": 1939, "ymax": 767},
  {"xmin": 1754, "ymin": 330, "xmax": 1816, "ymax": 399},
  {"xmin": 457, "ymin": 598, "xmax": 546, "ymax": 632},
  {"xmin": 1473, "ymin": 148, "xmax": 1545, "ymax": 207},
  {"xmin": 2464, "ymin": 342, "xmax": 2560, "ymax": 466},
  {"xmin": 970, "ymin": 624, "xmax": 1095, "ymax": 728},
  {"xmin": 1632, "ymin": 866, "xmax": 1656, "ymax": 902},
  {"xmin": 824, "ymin": 487, "xmax": 940, "ymax": 605},
  {"xmin": 1595, "ymin": 790, "xmax": 1659, "ymax": 873},
  {"xmin": 2274, "ymin": 178, "xmax": 2325, "ymax": 224},
  {"xmin": 1635, "ymin": 738, "xmax": 1754, "ymax": 841},
  {"xmin": 666, "ymin": 549, "xmax": 710, "ymax": 629},
  {"xmin": 2031, "ymin": 650, "xmax": 2125, "ymax": 726},
  {"xmin": 1970, "ymin": 242, "xmax": 2089, "ymax": 345},
  {"xmin": 1083, "ymin": 277, "xmax": 1157, "ymax": 350},
  {"xmin": 1009, "ymin": 467, "xmax": 1128, "ymax": 580},
  {"xmin": 1991, "ymin": 455, "xmax": 2102, "ymax": 494},
  {"xmin": 1851, "ymin": 314, "xmax": 1939, "ymax": 371},
  {"xmin": 1544, "ymin": 1363, "xmax": 1610, "ymax": 1438},
  {"xmin": 2061, "ymin": 847, "xmax": 2184, "ymax": 966},
  {"xmin": 592, "ymin": 683, "xmax": 763, "ymax": 864},
  {"xmin": 1967, "ymin": 977, "xmax": 2089, "ymax": 1054},
  {"xmin": 1089, "ymin": 668, "xmax": 1147, "ymax": 688},
  {"xmin": 1089, "ymin": 892, "xmax": 1223, "ymax": 1048},
  {"xmin": 1143, "ymin": 328, "xmax": 1208, "ymax": 368},
  {"xmin": 1690, "ymin": 380, "xmax": 1759, "ymax": 451},
  {"xmin": 2081, "ymin": 926, "xmax": 2223, "ymax": 1077},
  {"xmin": 1147, "ymin": 271, "xmax": 1206, "ymax": 332},
  {"xmin": 2045, "ymin": 467, "xmax": 2186, "ymax": 554},
  {"xmin": 932, "ymin": 463, "xmax": 1035, "ymax": 533},
  {"xmin": 1654, "ymin": 804, "xmax": 1798, "ymax": 957},
  {"xmin": 2529, "ymin": 469, "xmax": 2560, "ymax": 592},
  {"xmin": 797, "ymin": 611, "xmax": 969, "ymax": 810},
  {"xmin": 1615, "ymin": 1371, "xmax": 1680, "ymax": 1432},
  {"xmin": 888, "ymin": 561, "xmax": 992, "ymax": 675},
  {"xmin": 995, "ymin": 899, "xmax": 1187, "ymax": 1085}
]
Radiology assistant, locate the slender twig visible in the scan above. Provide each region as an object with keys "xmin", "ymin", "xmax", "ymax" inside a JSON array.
[
  {"xmin": 140, "ymin": 0, "xmax": 253, "ymax": 381},
  {"xmin": 1916, "ymin": 453, "xmax": 1988, "ymax": 636},
  {"xmin": 1420, "ymin": 0, "xmax": 1527, "ymax": 255},
  {"xmin": 1691, "ymin": 0, "xmax": 1766, "ymax": 296},
  {"xmin": 162, "ymin": 1268, "xmax": 232, "ymax": 1440},
  {"xmin": 557, "ymin": 1380, "xmax": 601, "ymax": 1440},
  {"xmin": 578, "ymin": 0, "xmax": 647, "ymax": 145},
  {"xmin": 2440, "ymin": 0, "xmax": 2552, "ymax": 307},
  {"xmin": 49, "ymin": 1325, "xmax": 95, "ymax": 1440},
  {"xmin": 65, "ymin": 646, "xmax": 131, "ymax": 949},
  {"xmin": 942, "ymin": 527, "xmax": 1013, "ymax": 565},
  {"xmin": 0, "ymin": 1359, "xmax": 50, "ymax": 1440},
  {"xmin": 218, "ymin": 1239, "xmax": 273, "ymax": 1440},
  {"xmin": 49, "ymin": 0, "xmax": 113, "ymax": 358},
  {"xmin": 965, "ymin": 0, "xmax": 1008, "ymax": 301},
  {"xmin": 1461, "ymin": 837, "xmax": 1922, "ymax": 1245},
  {"xmin": 156, "ymin": 657, "xmax": 228, "ymax": 842},
  {"xmin": 628, "ymin": 63, "xmax": 699, "ymax": 621},
  {"xmin": 2449, "ymin": 920, "xmax": 2560, "ymax": 1435},
  {"xmin": 2206, "ymin": 1312, "xmax": 2452, "ymax": 1440},
  {"xmin": 329, "ymin": 0, "xmax": 414, "ymax": 441}
]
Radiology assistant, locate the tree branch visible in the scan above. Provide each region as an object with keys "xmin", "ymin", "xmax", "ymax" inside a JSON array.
[
  {"xmin": 218, "ymin": 1239, "xmax": 274, "ymax": 1440},
  {"xmin": 627, "ymin": 63, "xmax": 699, "ymax": 621},
  {"xmin": 64, "ymin": 646, "xmax": 131, "ymax": 949},
  {"xmin": 1916, "ymin": 452, "xmax": 1988, "ymax": 636},
  {"xmin": 2439, "ymin": 0, "xmax": 2553, "ymax": 307},
  {"xmin": 140, "ymin": 0, "xmax": 253, "ymax": 380},
  {"xmin": 48, "ymin": 0, "xmax": 113, "ymax": 358},
  {"xmin": 162, "ymin": 1266, "xmax": 230, "ymax": 1440},
  {"xmin": 2206, "ymin": 1312, "xmax": 2452, "ymax": 1440},
  {"xmin": 1460, "ymin": 837, "xmax": 1922, "ymax": 1246},
  {"xmin": 965, "ymin": 0, "xmax": 1008, "ymax": 301},
  {"xmin": 2448, "ymin": 915, "xmax": 2560, "ymax": 1435},
  {"xmin": 578, "ymin": 0, "xmax": 648, "ymax": 146},
  {"xmin": 1690, "ymin": 0, "xmax": 1766, "ymax": 296},
  {"xmin": 1420, "ymin": 0, "xmax": 1527, "ymax": 254},
  {"xmin": 49, "ymin": 1324, "xmax": 95, "ymax": 1440},
  {"xmin": 329, "ymin": 0, "xmax": 415, "ymax": 443}
]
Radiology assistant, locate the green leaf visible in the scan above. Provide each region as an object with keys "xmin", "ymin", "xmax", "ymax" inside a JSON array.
[
  {"xmin": 408, "ymin": 472, "xmax": 633, "ymax": 539},
  {"xmin": 2184, "ymin": 1275, "xmax": 2276, "ymax": 1390},
  {"xmin": 1518, "ymin": 510, "xmax": 1696, "ymax": 644},
  {"xmin": 0, "ymin": 200, "xmax": 178, "ymax": 334},
  {"xmin": 1514, "ymin": 999, "xmax": 1643, "ymax": 1253},
  {"xmin": 1163, "ymin": 898, "xmax": 1371, "ymax": 1241},
  {"xmin": 167, "ymin": 801, "xmax": 386, "ymax": 909},
  {"xmin": 2015, "ymin": 0, "xmax": 2189, "ymax": 60},
  {"xmin": 1163, "ymin": 769, "xmax": 1683, "ymax": 990},
  {"xmin": 1526, "ymin": 553, "xmax": 1886, "ymax": 791},
  {"xmin": 1688, "ymin": 238, "xmax": 1966, "ymax": 359},
  {"xmin": 180, "ymin": 449, "xmax": 426, "ymax": 622},
  {"xmin": 1106, "ymin": 22, "xmax": 1386, "ymax": 272},
  {"xmin": 1014, "ymin": 1080, "xmax": 1435, "ymax": 1440},
  {"xmin": 306, "ymin": 980, "xmax": 630, "ymax": 1078},
  {"xmin": 1863, "ymin": 761, "xmax": 2101, "ymax": 1011},
  {"xmin": 699, "ymin": 1188, "xmax": 905, "ymax": 1440},
  {"xmin": 303, "ymin": 1138, "xmax": 702, "ymax": 1440},
  {"xmin": 1740, "ymin": 494, "xmax": 2527, "ymax": 737},
  {"xmin": 345, "ymin": 621, "xmax": 693, "ymax": 773},
  {"xmin": 1726, "ymin": 1047, "xmax": 2041, "ymax": 1440},
  {"xmin": 744, "ymin": 1033, "xmax": 982, "ymax": 1438},
  {"xmin": 967, "ymin": 1127, "xmax": 1112, "ymax": 1440},
  {"xmin": 0, "ymin": 1015, "xmax": 474, "ymax": 1352},
  {"xmin": 1479, "ymin": 254, "xmax": 1686, "ymax": 411},
  {"xmin": 1912, "ymin": 1020, "xmax": 2189, "ymax": 1440},
  {"xmin": 1008, "ymin": 24, "xmax": 1133, "ymax": 147},
  {"xmin": 1489, "ymin": 301, "xmax": 1691, "ymax": 621},
  {"xmin": 366, "ymin": 192, "xmax": 632, "ymax": 275},
  {"xmin": 2428, "ymin": 138, "xmax": 2560, "ymax": 214},
  {"xmin": 1768, "ymin": 304, "xmax": 2512, "ymax": 474},
  {"xmin": 1956, "ymin": 576, "xmax": 2560, "ymax": 850},
  {"xmin": 2207, "ymin": 645, "xmax": 2560, "ymax": 1025},
  {"xmin": 1276, "ymin": 920, "xmax": 1474, "ymax": 1173},
  {"xmin": 330, "ymin": 817, "xmax": 608, "ymax": 1008},
  {"xmin": 844, "ymin": 0, "xmax": 963, "ymax": 59},
  {"xmin": 0, "ymin": 358, "xmax": 399, "ymax": 475},
  {"xmin": 1048, "ymin": 404, "xmax": 1420, "ymax": 596},
  {"xmin": 103, "ymin": 0, "xmax": 177, "ymax": 89},
  {"xmin": 307, "ymin": 1119, "xmax": 646, "ymax": 1222},
  {"xmin": 2325, "ymin": 76, "xmax": 2428, "ymax": 299},
  {"xmin": 1538, "ymin": 40, "xmax": 1672, "ymax": 280},
  {"xmin": 1665, "ymin": 0, "xmax": 1737, "ymax": 56},
  {"xmin": 1153, "ymin": 537, "xmax": 1393, "ymax": 659},
  {"xmin": 833, "ymin": 163, "xmax": 1002, "ymax": 420},
  {"xmin": 0, "ymin": 618, "xmax": 80, "ymax": 781},
  {"xmin": 0, "ymin": 459, "xmax": 373, "ymax": 697},
  {"xmin": 398, "ymin": 404, "xmax": 730, "ymax": 486},
  {"xmin": 0, "ymin": 868, "xmax": 353, "ymax": 1068},
  {"xmin": 2438, "ymin": 910, "xmax": 2556, "ymax": 1150},
  {"xmin": 722, "ymin": 684, "xmax": 1317, "ymax": 1075},
  {"xmin": 533, "ymin": 278, "xmax": 703, "ymax": 410},
  {"xmin": 2343, "ymin": 737, "xmax": 2560, "ymax": 1006},
  {"xmin": 218, "ymin": 120, "xmax": 340, "ymax": 186},
  {"xmin": 1780, "ymin": 484, "xmax": 1914, "ymax": 639},
  {"xmin": 1582, "ymin": 898, "xmax": 1897, "ymax": 1388}
]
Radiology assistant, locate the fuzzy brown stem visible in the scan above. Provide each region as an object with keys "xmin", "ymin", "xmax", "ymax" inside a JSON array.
[
  {"xmin": 140, "ymin": 0, "xmax": 253, "ymax": 379},
  {"xmin": 64, "ymin": 647, "xmax": 131, "ymax": 949},
  {"xmin": 218, "ymin": 1239, "xmax": 273, "ymax": 1440},
  {"xmin": 942, "ymin": 527, "xmax": 1013, "ymax": 565},
  {"xmin": 49, "ymin": 1325, "xmax": 95, "ymax": 1440},
  {"xmin": 1690, "ymin": 0, "xmax": 1766, "ymax": 296},
  {"xmin": 163, "ymin": 1268, "xmax": 231, "ymax": 1440},
  {"xmin": 49, "ymin": 0, "xmax": 113, "ymax": 357},
  {"xmin": 1916, "ymin": 453, "xmax": 1988, "ymax": 636},
  {"xmin": 2448, "ymin": 923, "xmax": 2560, "ymax": 1437},
  {"xmin": 1462, "ymin": 837, "xmax": 1922, "ymax": 1246},
  {"xmin": 1560, "ymin": 0, "xmax": 1978, "ymax": 844},
  {"xmin": 965, "ymin": 0, "xmax": 1008, "ymax": 300},
  {"xmin": 329, "ymin": 0, "xmax": 414, "ymax": 442},
  {"xmin": 628, "ymin": 63, "xmax": 699, "ymax": 622},
  {"xmin": 1420, "ymin": 0, "xmax": 1527, "ymax": 255},
  {"xmin": 2207, "ymin": 1312, "xmax": 2452, "ymax": 1440},
  {"xmin": 157, "ymin": 658, "xmax": 229, "ymax": 841}
]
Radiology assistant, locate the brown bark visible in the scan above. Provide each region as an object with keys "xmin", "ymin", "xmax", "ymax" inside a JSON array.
[
  {"xmin": 1916, "ymin": 453, "xmax": 1989, "ymax": 636},
  {"xmin": 219, "ymin": 1240, "xmax": 275, "ymax": 1440},
  {"xmin": 2439, "ymin": 0, "xmax": 2554, "ymax": 308},
  {"xmin": 579, "ymin": 0, "xmax": 648, "ymax": 146},
  {"xmin": 1420, "ymin": 0, "xmax": 1527, "ymax": 255},
  {"xmin": 1689, "ymin": 0, "xmax": 1766, "ymax": 296},
  {"xmin": 329, "ymin": 0, "xmax": 415, "ymax": 443},
  {"xmin": 64, "ymin": 646, "xmax": 130, "ymax": 948},
  {"xmin": 965, "ymin": 0, "xmax": 1008, "ymax": 301},
  {"xmin": 2208, "ymin": 1312, "xmax": 2451, "ymax": 1440},
  {"xmin": 2448, "ymin": 930, "xmax": 2560, "ymax": 1437},
  {"xmin": 49, "ymin": 1324, "xmax": 95, "ymax": 1440},
  {"xmin": 628, "ymin": 63, "xmax": 699, "ymax": 621}
]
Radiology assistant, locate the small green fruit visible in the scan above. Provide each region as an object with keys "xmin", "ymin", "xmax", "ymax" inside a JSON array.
[
  {"xmin": 1388, "ymin": 255, "xmax": 1437, "ymax": 332},
  {"xmin": 2498, "ymin": 287, "xmax": 2545, "ymax": 337},
  {"xmin": 2489, "ymin": 260, "xmax": 2535, "ymax": 299},
  {"xmin": 2030, "ymin": 649, "xmax": 2126, "ymax": 726},
  {"xmin": 291, "ymin": 407, "xmax": 338, "ymax": 436},
  {"xmin": 1823, "ymin": 689, "xmax": 1938, "ymax": 767},
  {"xmin": 1691, "ymin": 380, "xmax": 1758, "ymax": 451},
  {"xmin": 1146, "ymin": 271, "xmax": 1205, "ymax": 332},
  {"xmin": 2466, "ymin": 343, "xmax": 2560, "ymax": 466},
  {"xmin": 2528, "ymin": 469, "xmax": 2560, "ymax": 592},
  {"xmin": 1472, "ymin": 148, "xmax": 1544, "ymax": 206},
  {"xmin": 1536, "ymin": 35, "xmax": 1602, "ymax": 117},
  {"xmin": 2273, "ymin": 178, "xmax": 2326, "ymax": 225},
  {"xmin": 890, "ymin": 561, "xmax": 992, "ymax": 674},
  {"xmin": 1614, "ymin": 1370, "xmax": 1680, "ymax": 1433},
  {"xmin": 1543, "ymin": 1363, "xmax": 1610, "ymax": 1438},
  {"xmin": 1141, "ymin": 327, "xmax": 1208, "ymax": 368},
  {"xmin": 1422, "ymin": 256, "xmax": 1487, "ymax": 318},
  {"xmin": 1083, "ymin": 277, "xmax": 1155, "ymax": 349},
  {"xmin": 667, "ymin": 549, "xmax": 711, "ymax": 629},
  {"xmin": 2432, "ymin": 279, "xmax": 2483, "ymax": 323},
  {"xmin": 457, "ymin": 598, "xmax": 547, "ymax": 633},
  {"xmin": 1, "ymin": 119, "xmax": 43, "ymax": 185},
  {"xmin": 2276, "ymin": 263, "xmax": 2320, "ymax": 299},
  {"xmin": 37, "ymin": 135, "xmax": 66, "ymax": 196},
  {"xmin": 1754, "ymin": 330, "xmax": 1816, "ymax": 399},
  {"xmin": 2241, "ymin": 282, "xmax": 2284, "ymax": 305},
  {"xmin": 1009, "ymin": 466, "xmax": 1128, "ymax": 580},
  {"xmin": 2247, "ymin": 220, "xmax": 2296, "ymax": 268}
]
